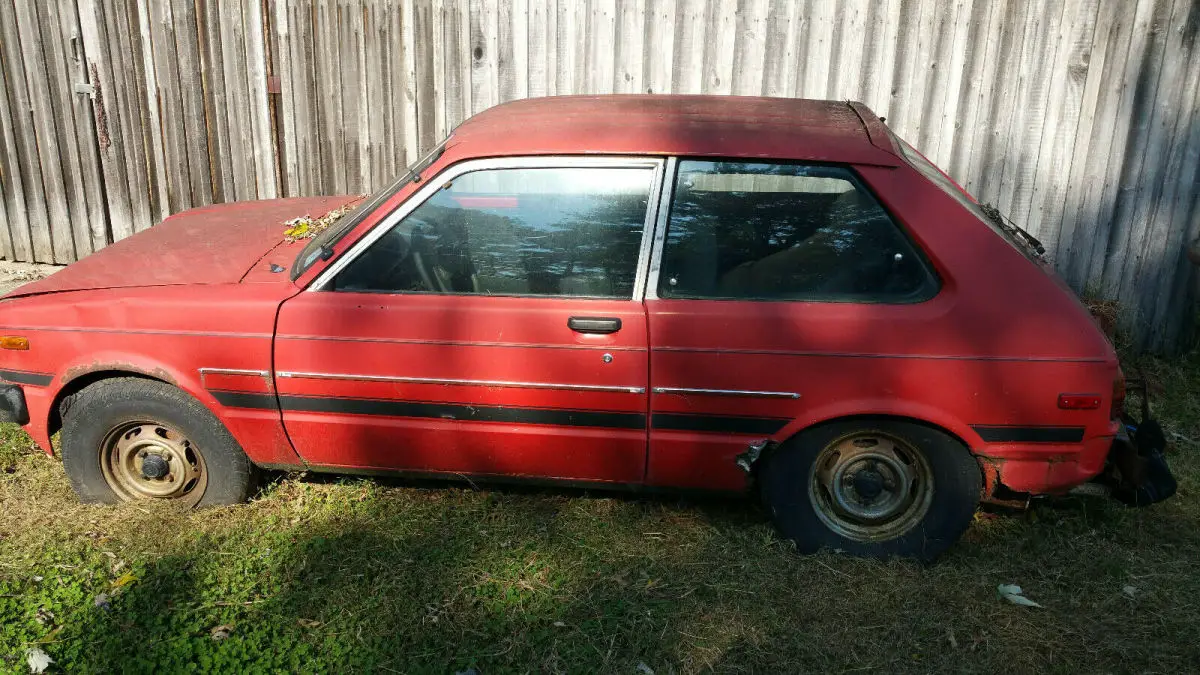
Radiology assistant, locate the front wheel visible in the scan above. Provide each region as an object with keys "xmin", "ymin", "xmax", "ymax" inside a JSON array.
[
  {"xmin": 759, "ymin": 420, "xmax": 981, "ymax": 562},
  {"xmin": 60, "ymin": 378, "xmax": 258, "ymax": 507}
]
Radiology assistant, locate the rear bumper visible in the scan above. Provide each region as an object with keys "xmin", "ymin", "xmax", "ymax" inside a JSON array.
[
  {"xmin": 978, "ymin": 432, "xmax": 1113, "ymax": 495},
  {"xmin": 0, "ymin": 383, "xmax": 29, "ymax": 425},
  {"xmin": 979, "ymin": 420, "xmax": 1176, "ymax": 506}
]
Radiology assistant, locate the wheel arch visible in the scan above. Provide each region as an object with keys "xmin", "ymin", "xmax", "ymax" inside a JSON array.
[
  {"xmin": 49, "ymin": 369, "xmax": 177, "ymax": 439},
  {"xmin": 776, "ymin": 412, "xmax": 975, "ymax": 452},
  {"xmin": 47, "ymin": 353, "xmax": 208, "ymax": 440},
  {"xmin": 760, "ymin": 411, "xmax": 987, "ymax": 499}
]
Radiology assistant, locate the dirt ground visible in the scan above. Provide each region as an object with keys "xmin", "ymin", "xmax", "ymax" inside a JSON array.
[{"xmin": 0, "ymin": 260, "xmax": 60, "ymax": 295}]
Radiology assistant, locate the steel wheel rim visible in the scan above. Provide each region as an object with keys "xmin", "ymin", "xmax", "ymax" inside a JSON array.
[
  {"xmin": 99, "ymin": 421, "xmax": 207, "ymax": 506},
  {"xmin": 809, "ymin": 431, "xmax": 934, "ymax": 542}
]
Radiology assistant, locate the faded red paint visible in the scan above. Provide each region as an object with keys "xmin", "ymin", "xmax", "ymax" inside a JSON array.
[{"xmin": 0, "ymin": 96, "xmax": 1122, "ymax": 499}]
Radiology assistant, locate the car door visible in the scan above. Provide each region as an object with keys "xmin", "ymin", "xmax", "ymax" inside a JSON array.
[
  {"xmin": 274, "ymin": 156, "xmax": 664, "ymax": 483},
  {"xmin": 644, "ymin": 158, "xmax": 941, "ymax": 490}
]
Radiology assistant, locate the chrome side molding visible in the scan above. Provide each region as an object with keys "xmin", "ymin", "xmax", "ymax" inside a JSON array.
[
  {"xmin": 276, "ymin": 371, "xmax": 645, "ymax": 394},
  {"xmin": 652, "ymin": 387, "xmax": 800, "ymax": 399}
]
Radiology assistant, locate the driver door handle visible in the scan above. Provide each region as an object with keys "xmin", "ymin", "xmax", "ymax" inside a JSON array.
[{"xmin": 568, "ymin": 316, "xmax": 622, "ymax": 334}]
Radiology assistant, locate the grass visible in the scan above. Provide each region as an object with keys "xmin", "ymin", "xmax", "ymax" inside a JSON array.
[{"xmin": 1, "ymin": 355, "xmax": 1197, "ymax": 673}]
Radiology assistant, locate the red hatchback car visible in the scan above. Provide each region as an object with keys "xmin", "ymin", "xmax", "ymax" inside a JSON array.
[{"xmin": 0, "ymin": 96, "xmax": 1173, "ymax": 560}]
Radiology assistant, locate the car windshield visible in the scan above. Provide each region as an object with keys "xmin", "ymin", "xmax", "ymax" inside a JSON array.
[
  {"xmin": 291, "ymin": 139, "xmax": 450, "ymax": 280},
  {"xmin": 894, "ymin": 138, "xmax": 1045, "ymax": 261}
]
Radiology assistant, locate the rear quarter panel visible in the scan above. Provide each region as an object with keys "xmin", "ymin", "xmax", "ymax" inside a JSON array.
[{"xmin": 647, "ymin": 163, "xmax": 1119, "ymax": 494}]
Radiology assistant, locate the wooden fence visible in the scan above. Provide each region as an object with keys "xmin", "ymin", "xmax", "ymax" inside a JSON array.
[{"xmin": 0, "ymin": 0, "xmax": 1198, "ymax": 350}]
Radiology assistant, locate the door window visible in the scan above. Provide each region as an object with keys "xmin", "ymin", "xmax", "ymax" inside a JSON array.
[
  {"xmin": 334, "ymin": 166, "xmax": 655, "ymax": 299},
  {"xmin": 658, "ymin": 161, "xmax": 937, "ymax": 302}
]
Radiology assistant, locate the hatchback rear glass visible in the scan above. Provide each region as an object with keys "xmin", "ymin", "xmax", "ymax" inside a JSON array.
[{"xmin": 894, "ymin": 139, "xmax": 1044, "ymax": 262}]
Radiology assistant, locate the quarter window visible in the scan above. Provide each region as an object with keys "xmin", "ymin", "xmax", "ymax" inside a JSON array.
[
  {"xmin": 335, "ymin": 166, "xmax": 655, "ymax": 298},
  {"xmin": 658, "ymin": 161, "xmax": 937, "ymax": 302}
]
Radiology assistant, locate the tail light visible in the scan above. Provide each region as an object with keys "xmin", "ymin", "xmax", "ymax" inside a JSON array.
[{"xmin": 1058, "ymin": 394, "xmax": 1102, "ymax": 410}]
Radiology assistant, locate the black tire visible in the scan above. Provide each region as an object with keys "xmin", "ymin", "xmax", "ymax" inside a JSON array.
[
  {"xmin": 60, "ymin": 377, "xmax": 258, "ymax": 507},
  {"xmin": 759, "ymin": 419, "xmax": 981, "ymax": 562}
]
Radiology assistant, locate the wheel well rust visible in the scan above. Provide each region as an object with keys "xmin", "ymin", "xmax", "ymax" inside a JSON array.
[{"xmin": 48, "ymin": 370, "xmax": 173, "ymax": 438}]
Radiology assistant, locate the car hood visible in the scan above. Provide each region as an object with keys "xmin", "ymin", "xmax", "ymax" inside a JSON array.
[{"xmin": 3, "ymin": 196, "xmax": 357, "ymax": 299}]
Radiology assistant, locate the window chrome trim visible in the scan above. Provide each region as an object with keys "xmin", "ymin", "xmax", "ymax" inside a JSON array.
[
  {"xmin": 198, "ymin": 368, "xmax": 270, "ymax": 377},
  {"xmin": 308, "ymin": 155, "xmax": 667, "ymax": 293},
  {"xmin": 643, "ymin": 157, "xmax": 677, "ymax": 301},
  {"xmin": 652, "ymin": 386, "xmax": 800, "ymax": 399},
  {"xmin": 630, "ymin": 158, "xmax": 666, "ymax": 302},
  {"xmin": 277, "ymin": 370, "xmax": 645, "ymax": 394}
]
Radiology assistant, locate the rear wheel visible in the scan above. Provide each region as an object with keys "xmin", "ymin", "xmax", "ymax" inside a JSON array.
[
  {"xmin": 759, "ymin": 420, "xmax": 980, "ymax": 562},
  {"xmin": 60, "ymin": 378, "xmax": 257, "ymax": 507}
]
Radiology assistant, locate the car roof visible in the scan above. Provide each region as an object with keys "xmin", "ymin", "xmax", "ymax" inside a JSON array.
[{"xmin": 445, "ymin": 95, "xmax": 903, "ymax": 167}]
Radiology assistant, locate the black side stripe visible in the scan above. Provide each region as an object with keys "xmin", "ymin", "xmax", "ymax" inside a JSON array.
[
  {"xmin": 0, "ymin": 369, "xmax": 53, "ymax": 387},
  {"xmin": 210, "ymin": 390, "xmax": 276, "ymax": 410},
  {"xmin": 972, "ymin": 425, "xmax": 1086, "ymax": 443},
  {"xmin": 652, "ymin": 413, "xmax": 789, "ymax": 435},
  {"xmin": 211, "ymin": 389, "xmax": 788, "ymax": 435},
  {"xmin": 211, "ymin": 390, "xmax": 647, "ymax": 430}
]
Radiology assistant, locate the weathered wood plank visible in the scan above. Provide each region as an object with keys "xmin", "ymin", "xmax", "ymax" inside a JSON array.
[
  {"xmin": 1114, "ymin": 0, "xmax": 1195, "ymax": 319},
  {"xmin": 527, "ymin": 0, "xmax": 550, "ymax": 97},
  {"xmin": 615, "ymin": 0, "xmax": 645, "ymax": 94},
  {"xmin": 1144, "ymin": 14, "xmax": 1200, "ymax": 349},
  {"xmin": 245, "ymin": 0, "xmax": 278, "ymax": 198},
  {"xmin": 827, "ymin": 0, "xmax": 865, "ymax": 101},
  {"xmin": 947, "ymin": 0, "xmax": 1001, "ymax": 183},
  {"xmin": 110, "ymin": 1, "xmax": 155, "ymax": 232},
  {"xmin": 589, "ymin": 0, "xmax": 617, "ymax": 94},
  {"xmin": 799, "ymin": 0, "xmax": 834, "ymax": 98},
  {"xmin": 1026, "ymin": 0, "xmax": 1100, "ymax": 251},
  {"xmin": 170, "ymin": 0, "xmax": 214, "ymax": 207},
  {"xmin": 78, "ymin": 0, "xmax": 134, "ymax": 243},
  {"xmin": 363, "ymin": 0, "xmax": 388, "ymax": 187},
  {"xmin": 761, "ymin": 0, "xmax": 797, "ymax": 98},
  {"xmin": 702, "ymin": 0, "xmax": 734, "ymax": 94},
  {"xmin": 311, "ymin": 0, "xmax": 343, "ymax": 193},
  {"xmin": 1093, "ymin": 0, "xmax": 1171, "ymax": 294},
  {"xmin": 442, "ymin": 0, "xmax": 469, "ymax": 131},
  {"xmin": 54, "ymin": 0, "xmax": 108, "ymax": 253},
  {"xmin": 199, "ymin": 0, "xmax": 234, "ymax": 203},
  {"xmin": 398, "ymin": 0, "xmax": 419, "ymax": 163},
  {"xmin": 36, "ymin": 0, "xmax": 93, "ymax": 258},
  {"xmin": 498, "ymin": 0, "xmax": 529, "ymax": 101},
  {"xmin": 13, "ymin": 0, "xmax": 74, "ymax": 262},
  {"xmin": 274, "ymin": 0, "xmax": 299, "ymax": 196},
  {"xmin": 470, "ymin": 0, "xmax": 498, "ymax": 113},
  {"xmin": 972, "ymin": 0, "xmax": 1029, "ymax": 207},
  {"xmin": 288, "ymin": 0, "xmax": 319, "ymax": 195},
  {"xmin": 143, "ymin": 0, "xmax": 191, "ymax": 212},
  {"xmin": 338, "ymin": 0, "xmax": 366, "ymax": 193},
  {"xmin": 0, "ymin": 0, "xmax": 33, "ymax": 262},
  {"xmin": 413, "ymin": 0, "xmax": 437, "ymax": 150},
  {"xmin": 220, "ymin": 0, "xmax": 256, "ymax": 201},
  {"xmin": 673, "ymin": 0, "xmax": 705, "ymax": 93},
  {"xmin": 645, "ymin": 0, "xmax": 676, "ymax": 94},
  {"xmin": 998, "ymin": 0, "xmax": 1065, "ymax": 228},
  {"xmin": 731, "ymin": 0, "xmax": 767, "ymax": 96}
]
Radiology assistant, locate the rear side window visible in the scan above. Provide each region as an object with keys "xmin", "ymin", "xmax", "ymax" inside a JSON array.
[
  {"xmin": 334, "ymin": 166, "xmax": 654, "ymax": 298},
  {"xmin": 657, "ymin": 160, "xmax": 937, "ymax": 302}
]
